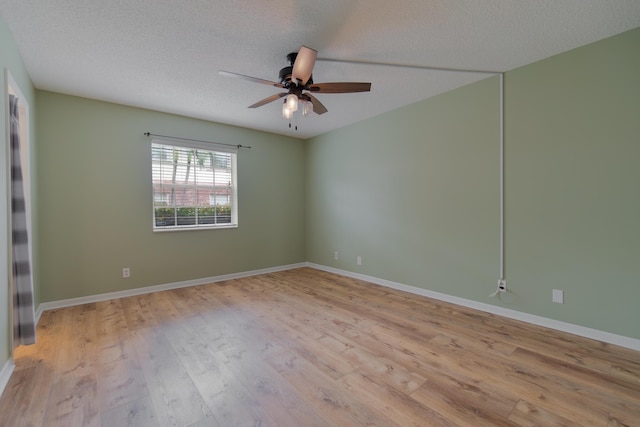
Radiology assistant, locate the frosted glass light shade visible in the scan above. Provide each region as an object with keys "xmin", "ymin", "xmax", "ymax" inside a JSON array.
[
  {"xmin": 301, "ymin": 99, "xmax": 313, "ymax": 116},
  {"xmin": 286, "ymin": 94, "xmax": 298, "ymax": 112},
  {"xmin": 282, "ymin": 101, "xmax": 293, "ymax": 119}
]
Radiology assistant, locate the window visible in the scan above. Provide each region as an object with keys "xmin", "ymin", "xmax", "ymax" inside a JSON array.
[
  {"xmin": 151, "ymin": 139, "xmax": 237, "ymax": 230},
  {"xmin": 153, "ymin": 192, "xmax": 169, "ymax": 204}
]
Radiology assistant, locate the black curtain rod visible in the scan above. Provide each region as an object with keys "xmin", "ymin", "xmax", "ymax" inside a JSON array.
[{"xmin": 144, "ymin": 132, "xmax": 252, "ymax": 149}]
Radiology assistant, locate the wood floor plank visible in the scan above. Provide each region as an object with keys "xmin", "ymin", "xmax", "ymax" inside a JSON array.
[
  {"xmin": 610, "ymin": 361, "xmax": 640, "ymax": 388},
  {"xmin": 0, "ymin": 365, "xmax": 52, "ymax": 427},
  {"xmin": 97, "ymin": 354, "xmax": 149, "ymax": 411},
  {"xmin": 162, "ymin": 314, "xmax": 275, "ymax": 427},
  {"xmin": 11, "ymin": 309, "xmax": 65, "ymax": 370},
  {"xmin": 508, "ymin": 399, "xmax": 576, "ymax": 427},
  {"xmin": 267, "ymin": 350, "xmax": 401, "ymax": 427},
  {"xmin": 198, "ymin": 318, "xmax": 333, "ymax": 427},
  {"xmin": 509, "ymin": 346, "xmax": 640, "ymax": 420},
  {"xmin": 121, "ymin": 295, "xmax": 161, "ymax": 331},
  {"xmin": 147, "ymin": 290, "xmax": 184, "ymax": 325},
  {"xmin": 409, "ymin": 369, "xmax": 519, "ymax": 426},
  {"xmin": 53, "ymin": 304, "xmax": 98, "ymax": 381},
  {"xmin": 427, "ymin": 338, "xmax": 611, "ymax": 426},
  {"xmin": 100, "ymin": 395, "xmax": 160, "ymax": 427},
  {"xmin": 96, "ymin": 299, "xmax": 132, "ymax": 365},
  {"xmin": 1, "ymin": 267, "xmax": 639, "ymax": 426},
  {"xmin": 338, "ymin": 369, "xmax": 459, "ymax": 427},
  {"xmin": 41, "ymin": 374, "xmax": 99, "ymax": 427},
  {"xmin": 192, "ymin": 289, "xmax": 338, "ymax": 426},
  {"xmin": 185, "ymin": 414, "xmax": 222, "ymax": 427},
  {"xmin": 606, "ymin": 408, "xmax": 640, "ymax": 427},
  {"xmin": 317, "ymin": 333, "xmax": 428, "ymax": 394},
  {"xmin": 0, "ymin": 309, "xmax": 69, "ymax": 427},
  {"xmin": 129, "ymin": 327, "xmax": 212, "ymax": 426}
]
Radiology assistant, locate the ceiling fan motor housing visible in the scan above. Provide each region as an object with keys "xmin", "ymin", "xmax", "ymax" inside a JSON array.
[
  {"xmin": 279, "ymin": 66, "xmax": 314, "ymax": 86},
  {"xmin": 280, "ymin": 52, "xmax": 313, "ymax": 86},
  {"xmin": 279, "ymin": 66, "xmax": 293, "ymax": 84}
]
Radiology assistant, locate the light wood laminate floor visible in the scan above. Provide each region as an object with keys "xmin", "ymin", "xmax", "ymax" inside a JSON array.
[{"xmin": 1, "ymin": 268, "xmax": 639, "ymax": 426}]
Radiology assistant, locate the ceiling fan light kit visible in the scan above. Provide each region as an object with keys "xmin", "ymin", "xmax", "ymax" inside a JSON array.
[
  {"xmin": 219, "ymin": 46, "xmax": 372, "ymax": 129},
  {"xmin": 282, "ymin": 100, "xmax": 293, "ymax": 119},
  {"xmin": 286, "ymin": 93, "xmax": 298, "ymax": 112},
  {"xmin": 301, "ymin": 99, "xmax": 313, "ymax": 116}
]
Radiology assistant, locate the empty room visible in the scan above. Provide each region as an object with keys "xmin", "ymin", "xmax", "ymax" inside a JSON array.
[{"xmin": 1, "ymin": 1, "xmax": 639, "ymax": 426}]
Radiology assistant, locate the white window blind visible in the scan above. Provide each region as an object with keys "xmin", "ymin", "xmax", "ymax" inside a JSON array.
[{"xmin": 151, "ymin": 139, "xmax": 238, "ymax": 230}]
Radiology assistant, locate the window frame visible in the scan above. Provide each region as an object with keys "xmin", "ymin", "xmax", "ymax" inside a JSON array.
[{"xmin": 151, "ymin": 138, "xmax": 238, "ymax": 232}]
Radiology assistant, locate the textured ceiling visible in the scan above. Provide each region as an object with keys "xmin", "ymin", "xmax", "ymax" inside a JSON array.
[{"xmin": 2, "ymin": 1, "xmax": 640, "ymax": 139}]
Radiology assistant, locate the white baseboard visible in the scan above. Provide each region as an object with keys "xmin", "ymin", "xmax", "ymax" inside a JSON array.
[
  {"xmin": 35, "ymin": 262, "xmax": 307, "ymax": 324},
  {"xmin": 33, "ymin": 261, "xmax": 640, "ymax": 352},
  {"xmin": 0, "ymin": 358, "xmax": 15, "ymax": 399},
  {"xmin": 306, "ymin": 263, "xmax": 640, "ymax": 352}
]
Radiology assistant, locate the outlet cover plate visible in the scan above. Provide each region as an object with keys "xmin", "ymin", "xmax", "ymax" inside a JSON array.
[{"xmin": 552, "ymin": 289, "xmax": 564, "ymax": 304}]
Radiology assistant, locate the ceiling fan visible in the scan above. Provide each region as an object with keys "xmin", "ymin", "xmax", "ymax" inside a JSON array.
[{"xmin": 219, "ymin": 46, "xmax": 371, "ymax": 121}]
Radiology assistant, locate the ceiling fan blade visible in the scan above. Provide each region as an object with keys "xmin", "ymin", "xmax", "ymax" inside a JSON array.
[
  {"xmin": 306, "ymin": 94, "xmax": 328, "ymax": 115},
  {"xmin": 308, "ymin": 82, "xmax": 371, "ymax": 93},
  {"xmin": 218, "ymin": 70, "xmax": 285, "ymax": 88},
  {"xmin": 248, "ymin": 92, "xmax": 287, "ymax": 108},
  {"xmin": 291, "ymin": 46, "xmax": 317, "ymax": 86}
]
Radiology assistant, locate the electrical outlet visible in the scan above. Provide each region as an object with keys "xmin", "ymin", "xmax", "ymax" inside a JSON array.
[
  {"xmin": 122, "ymin": 267, "xmax": 130, "ymax": 278},
  {"xmin": 552, "ymin": 289, "xmax": 564, "ymax": 304},
  {"xmin": 356, "ymin": 256, "xmax": 362, "ymax": 266},
  {"xmin": 498, "ymin": 279, "xmax": 507, "ymax": 292},
  {"xmin": 334, "ymin": 251, "xmax": 339, "ymax": 260}
]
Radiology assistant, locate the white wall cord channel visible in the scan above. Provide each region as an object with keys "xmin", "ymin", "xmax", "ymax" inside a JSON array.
[{"xmin": 490, "ymin": 73, "xmax": 506, "ymax": 298}]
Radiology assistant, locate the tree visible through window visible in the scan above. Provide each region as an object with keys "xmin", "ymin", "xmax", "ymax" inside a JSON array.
[{"xmin": 151, "ymin": 140, "xmax": 237, "ymax": 230}]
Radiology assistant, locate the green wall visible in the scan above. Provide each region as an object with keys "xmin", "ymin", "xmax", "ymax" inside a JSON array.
[
  {"xmin": 505, "ymin": 28, "xmax": 640, "ymax": 338},
  {"xmin": 1, "ymin": 15, "xmax": 37, "ymax": 370},
  {"xmin": 306, "ymin": 76, "xmax": 500, "ymax": 301},
  {"xmin": 36, "ymin": 92, "xmax": 306, "ymax": 302},
  {"xmin": 306, "ymin": 28, "xmax": 640, "ymax": 339}
]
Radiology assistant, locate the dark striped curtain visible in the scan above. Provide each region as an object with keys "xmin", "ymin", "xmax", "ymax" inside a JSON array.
[{"xmin": 9, "ymin": 94, "xmax": 36, "ymax": 347}]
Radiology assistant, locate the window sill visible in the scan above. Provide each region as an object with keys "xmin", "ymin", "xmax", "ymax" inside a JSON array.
[{"xmin": 153, "ymin": 224, "xmax": 238, "ymax": 232}]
